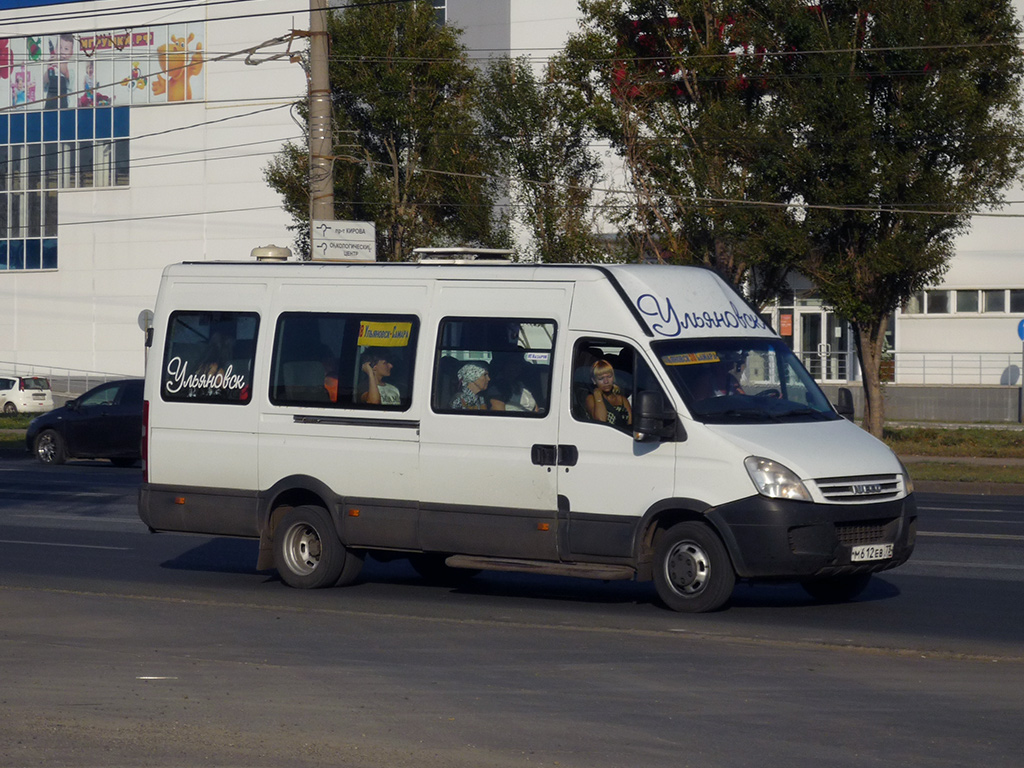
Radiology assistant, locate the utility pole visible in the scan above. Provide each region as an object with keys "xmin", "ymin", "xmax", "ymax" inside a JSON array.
[{"xmin": 308, "ymin": 0, "xmax": 333, "ymax": 227}]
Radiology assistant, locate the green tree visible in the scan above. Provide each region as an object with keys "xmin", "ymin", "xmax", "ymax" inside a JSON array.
[
  {"xmin": 561, "ymin": 0, "xmax": 804, "ymax": 304},
  {"xmin": 264, "ymin": 1, "xmax": 507, "ymax": 260},
  {"xmin": 779, "ymin": 1, "xmax": 1024, "ymax": 436},
  {"xmin": 479, "ymin": 56, "xmax": 605, "ymax": 262}
]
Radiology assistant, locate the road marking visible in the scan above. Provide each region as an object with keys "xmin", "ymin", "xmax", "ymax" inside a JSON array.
[
  {"xmin": 919, "ymin": 506, "xmax": 1023, "ymax": 515},
  {"xmin": 0, "ymin": 539, "xmax": 130, "ymax": 551},
  {"xmin": 918, "ymin": 531, "xmax": 1024, "ymax": 541},
  {"xmin": 12, "ymin": 514, "xmax": 140, "ymax": 524},
  {"xmin": 3, "ymin": 489, "xmax": 124, "ymax": 498},
  {"xmin": 950, "ymin": 518, "xmax": 1024, "ymax": 525},
  {"xmin": 907, "ymin": 559, "xmax": 1024, "ymax": 571}
]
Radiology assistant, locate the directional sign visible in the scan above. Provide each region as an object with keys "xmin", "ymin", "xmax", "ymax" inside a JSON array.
[
  {"xmin": 1018, "ymin": 318, "xmax": 1024, "ymax": 341},
  {"xmin": 311, "ymin": 220, "xmax": 376, "ymax": 262}
]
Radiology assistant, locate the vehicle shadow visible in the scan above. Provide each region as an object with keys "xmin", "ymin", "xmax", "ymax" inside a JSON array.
[
  {"xmin": 159, "ymin": 540, "xmax": 902, "ymax": 610},
  {"xmin": 160, "ymin": 537, "xmax": 261, "ymax": 575}
]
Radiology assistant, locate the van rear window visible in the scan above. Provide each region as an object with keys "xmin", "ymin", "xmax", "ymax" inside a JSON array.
[{"xmin": 161, "ymin": 311, "xmax": 260, "ymax": 404}]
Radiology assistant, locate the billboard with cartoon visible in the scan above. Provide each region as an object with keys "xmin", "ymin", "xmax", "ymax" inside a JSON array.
[{"xmin": 0, "ymin": 23, "xmax": 205, "ymax": 110}]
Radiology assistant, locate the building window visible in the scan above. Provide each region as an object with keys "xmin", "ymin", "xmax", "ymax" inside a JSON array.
[
  {"xmin": 0, "ymin": 107, "xmax": 130, "ymax": 272},
  {"xmin": 983, "ymin": 289, "xmax": 1006, "ymax": 313},
  {"xmin": 1010, "ymin": 290, "xmax": 1024, "ymax": 313},
  {"xmin": 925, "ymin": 290, "xmax": 951, "ymax": 314},
  {"xmin": 955, "ymin": 290, "xmax": 979, "ymax": 313},
  {"xmin": 904, "ymin": 292, "xmax": 924, "ymax": 314},
  {"xmin": 432, "ymin": 0, "xmax": 446, "ymax": 24}
]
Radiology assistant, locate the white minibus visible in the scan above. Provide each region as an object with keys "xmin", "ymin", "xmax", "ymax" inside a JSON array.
[{"xmin": 138, "ymin": 259, "xmax": 915, "ymax": 612}]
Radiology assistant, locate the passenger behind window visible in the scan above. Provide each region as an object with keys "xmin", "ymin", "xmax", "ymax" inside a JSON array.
[
  {"xmin": 585, "ymin": 359, "xmax": 632, "ymax": 432},
  {"xmin": 487, "ymin": 354, "xmax": 541, "ymax": 413},
  {"xmin": 359, "ymin": 350, "xmax": 401, "ymax": 406},
  {"xmin": 688, "ymin": 360, "xmax": 743, "ymax": 401},
  {"xmin": 449, "ymin": 363, "xmax": 490, "ymax": 410}
]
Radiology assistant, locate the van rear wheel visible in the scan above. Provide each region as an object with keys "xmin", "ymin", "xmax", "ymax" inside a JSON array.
[
  {"xmin": 274, "ymin": 506, "xmax": 361, "ymax": 589},
  {"xmin": 653, "ymin": 522, "xmax": 735, "ymax": 613}
]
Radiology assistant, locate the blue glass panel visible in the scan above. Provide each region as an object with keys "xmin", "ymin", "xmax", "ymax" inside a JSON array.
[
  {"xmin": 60, "ymin": 109, "xmax": 76, "ymax": 140},
  {"xmin": 77, "ymin": 109, "xmax": 93, "ymax": 139},
  {"xmin": 0, "ymin": 242, "xmax": 7, "ymax": 270},
  {"xmin": 0, "ymin": 115, "xmax": 8, "ymax": 144},
  {"xmin": 26, "ymin": 112, "xmax": 41, "ymax": 142},
  {"xmin": 113, "ymin": 106, "xmax": 130, "ymax": 138},
  {"xmin": 25, "ymin": 239, "xmax": 41, "ymax": 269},
  {"xmin": 9, "ymin": 240, "xmax": 24, "ymax": 269},
  {"xmin": 42, "ymin": 238, "xmax": 58, "ymax": 269},
  {"xmin": 43, "ymin": 111, "xmax": 58, "ymax": 142},
  {"xmin": 95, "ymin": 107, "xmax": 111, "ymax": 139},
  {"xmin": 10, "ymin": 113, "xmax": 24, "ymax": 144}
]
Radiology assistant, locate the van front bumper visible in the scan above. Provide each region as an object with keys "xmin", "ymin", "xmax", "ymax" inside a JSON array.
[{"xmin": 705, "ymin": 494, "xmax": 917, "ymax": 580}]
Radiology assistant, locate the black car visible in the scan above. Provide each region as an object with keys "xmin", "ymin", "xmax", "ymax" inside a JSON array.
[{"xmin": 26, "ymin": 379, "xmax": 144, "ymax": 466}]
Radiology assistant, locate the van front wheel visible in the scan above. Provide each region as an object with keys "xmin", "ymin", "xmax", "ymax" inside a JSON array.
[
  {"xmin": 275, "ymin": 506, "xmax": 358, "ymax": 589},
  {"xmin": 653, "ymin": 522, "xmax": 735, "ymax": 613}
]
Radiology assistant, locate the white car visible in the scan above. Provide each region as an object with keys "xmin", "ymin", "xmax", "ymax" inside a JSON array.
[{"xmin": 0, "ymin": 376, "xmax": 54, "ymax": 414}]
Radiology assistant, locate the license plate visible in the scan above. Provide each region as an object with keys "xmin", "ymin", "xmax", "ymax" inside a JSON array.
[
  {"xmin": 33, "ymin": 394, "xmax": 45, "ymax": 399},
  {"xmin": 851, "ymin": 543, "xmax": 893, "ymax": 562}
]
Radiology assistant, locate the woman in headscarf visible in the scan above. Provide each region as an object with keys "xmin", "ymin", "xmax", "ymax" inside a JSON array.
[{"xmin": 449, "ymin": 363, "xmax": 490, "ymax": 410}]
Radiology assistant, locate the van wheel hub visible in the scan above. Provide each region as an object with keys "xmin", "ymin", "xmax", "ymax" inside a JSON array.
[{"xmin": 665, "ymin": 540, "xmax": 711, "ymax": 595}]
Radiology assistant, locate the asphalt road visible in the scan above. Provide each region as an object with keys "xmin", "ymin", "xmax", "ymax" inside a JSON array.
[{"xmin": 1, "ymin": 457, "xmax": 1022, "ymax": 768}]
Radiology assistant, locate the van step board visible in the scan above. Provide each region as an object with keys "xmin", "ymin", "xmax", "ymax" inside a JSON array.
[{"xmin": 445, "ymin": 556, "xmax": 635, "ymax": 581}]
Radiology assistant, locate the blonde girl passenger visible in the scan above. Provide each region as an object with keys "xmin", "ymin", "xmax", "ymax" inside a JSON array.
[{"xmin": 586, "ymin": 360, "xmax": 631, "ymax": 432}]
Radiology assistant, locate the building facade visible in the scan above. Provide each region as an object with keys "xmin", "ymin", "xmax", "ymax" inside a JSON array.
[
  {"xmin": 0, "ymin": 0, "xmax": 303, "ymax": 377},
  {"xmin": 2, "ymin": 0, "xmax": 1023, "ymax": 387}
]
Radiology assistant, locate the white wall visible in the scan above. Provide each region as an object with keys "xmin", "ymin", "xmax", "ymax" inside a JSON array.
[{"xmin": 0, "ymin": 0, "xmax": 304, "ymax": 376}]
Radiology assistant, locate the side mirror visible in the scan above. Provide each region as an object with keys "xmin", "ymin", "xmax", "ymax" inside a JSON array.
[
  {"xmin": 835, "ymin": 387, "xmax": 855, "ymax": 420},
  {"xmin": 633, "ymin": 390, "xmax": 677, "ymax": 443}
]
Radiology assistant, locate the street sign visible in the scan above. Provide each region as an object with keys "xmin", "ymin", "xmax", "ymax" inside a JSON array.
[
  {"xmin": 1017, "ymin": 318, "xmax": 1024, "ymax": 341},
  {"xmin": 311, "ymin": 220, "xmax": 376, "ymax": 262}
]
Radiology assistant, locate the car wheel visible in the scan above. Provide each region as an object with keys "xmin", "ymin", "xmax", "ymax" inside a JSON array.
[
  {"xmin": 34, "ymin": 429, "xmax": 67, "ymax": 465},
  {"xmin": 653, "ymin": 521, "xmax": 736, "ymax": 613},
  {"xmin": 800, "ymin": 573, "xmax": 872, "ymax": 603},
  {"xmin": 3, "ymin": 401, "xmax": 17, "ymax": 414},
  {"xmin": 273, "ymin": 506, "xmax": 361, "ymax": 589}
]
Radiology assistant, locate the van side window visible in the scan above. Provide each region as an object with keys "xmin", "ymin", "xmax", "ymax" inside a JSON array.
[
  {"xmin": 571, "ymin": 339, "xmax": 661, "ymax": 433},
  {"xmin": 269, "ymin": 312, "xmax": 418, "ymax": 410},
  {"xmin": 433, "ymin": 317, "xmax": 555, "ymax": 416},
  {"xmin": 161, "ymin": 311, "xmax": 259, "ymax": 404}
]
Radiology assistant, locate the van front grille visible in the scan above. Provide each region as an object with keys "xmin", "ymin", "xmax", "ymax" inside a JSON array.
[
  {"xmin": 813, "ymin": 474, "xmax": 903, "ymax": 503},
  {"xmin": 835, "ymin": 520, "xmax": 892, "ymax": 546}
]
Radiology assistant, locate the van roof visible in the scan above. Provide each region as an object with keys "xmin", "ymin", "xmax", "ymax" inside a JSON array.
[{"xmin": 166, "ymin": 261, "xmax": 775, "ymax": 341}]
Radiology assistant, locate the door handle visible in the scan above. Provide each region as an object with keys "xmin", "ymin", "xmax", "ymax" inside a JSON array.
[
  {"xmin": 531, "ymin": 444, "xmax": 579, "ymax": 467},
  {"xmin": 531, "ymin": 444, "xmax": 557, "ymax": 466},
  {"xmin": 558, "ymin": 445, "xmax": 578, "ymax": 467}
]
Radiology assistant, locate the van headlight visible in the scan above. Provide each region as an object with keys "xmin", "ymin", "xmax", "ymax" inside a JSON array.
[
  {"xmin": 744, "ymin": 456, "xmax": 812, "ymax": 502},
  {"xmin": 898, "ymin": 459, "xmax": 915, "ymax": 495}
]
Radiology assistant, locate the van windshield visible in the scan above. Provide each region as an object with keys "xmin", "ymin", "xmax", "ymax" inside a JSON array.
[{"xmin": 652, "ymin": 338, "xmax": 841, "ymax": 424}]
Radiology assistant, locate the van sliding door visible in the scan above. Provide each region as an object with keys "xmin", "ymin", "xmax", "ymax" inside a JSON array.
[{"xmin": 417, "ymin": 282, "xmax": 571, "ymax": 561}]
